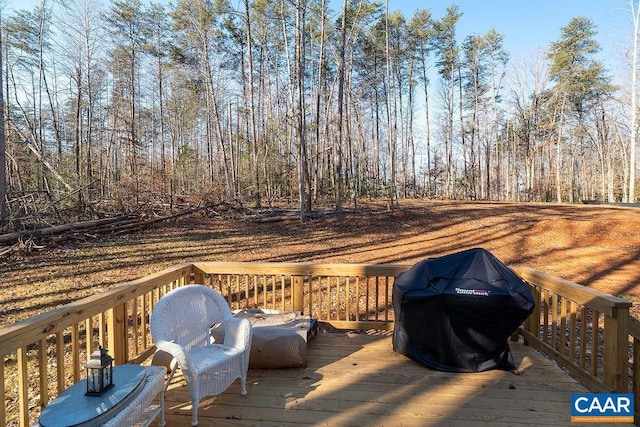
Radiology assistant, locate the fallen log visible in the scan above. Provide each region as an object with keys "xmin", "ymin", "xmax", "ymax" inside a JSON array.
[
  {"xmin": 0, "ymin": 215, "xmax": 134, "ymax": 245},
  {"xmin": 0, "ymin": 204, "xmax": 223, "ymax": 247},
  {"xmin": 253, "ymin": 214, "xmax": 301, "ymax": 223}
]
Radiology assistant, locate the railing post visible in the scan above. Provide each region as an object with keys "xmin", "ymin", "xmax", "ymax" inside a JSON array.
[
  {"xmin": 603, "ymin": 306, "xmax": 630, "ymax": 393},
  {"xmin": 193, "ymin": 269, "xmax": 205, "ymax": 285},
  {"xmin": 524, "ymin": 286, "xmax": 541, "ymax": 345},
  {"xmin": 292, "ymin": 275, "xmax": 304, "ymax": 313},
  {"xmin": 108, "ymin": 303, "xmax": 128, "ymax": 365}
]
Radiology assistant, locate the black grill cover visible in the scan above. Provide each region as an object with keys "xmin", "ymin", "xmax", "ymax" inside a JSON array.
[{"xmin": 392, "ymin": 248, "xmax": 535, "ymax": 372}]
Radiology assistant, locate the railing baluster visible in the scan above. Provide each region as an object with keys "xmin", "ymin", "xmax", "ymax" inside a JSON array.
[
  {"xmin": 366, "ymin": 276, "xmax": 370, "ymax": 321},
  {"xmin": 225, "ymin": 275, "xmax": 231, "ymax": 306},
  {"xmin": 17, "ymin": 346, "xmax": 28, "ymax": 427},
  {"xmin": 71, "ymin": 324, "xmax": 80, "ymax": 383},
  {"xmin": 306, "ymin": 276, "xmax": 311, "ymax": 316},
  {"xmin": 569, "ymin": 301, "xmax": 577, "ymax": 362},
  {"xmin": 318, "ymin": 276, "xmax": 324, "ymax": 320},
  {"xmin": 38, "ymin": 338, "xmax": 48, "ymax": 409},
  {"xmin": 579, "ymin": 306, "xmax": 587, "ymax": 369},
  {"xmin": 345, "ymin": 277, "xmax": 351, "ymax": 321},
  {"xmin": 55, "ymin": 331, "xmax": 64, "ymax": 394},
  {"xmin": 633, "ymin": 339, "xmax": 640, "ymax": 414},
  {"xmin": 85, "ymin": 318, "xmax": 92, "ymax": 358},
  {"xmin": 355, "ymin": 277, "xmax": 361, "ymax": 322},
  {"xmin": 336, "ymin": 277, "xmax": 341, "ymax": 321},
  {"xmin": 271, "ymin": 276, "xmax": 276, "ymax": 310},
  {"xmin": 0, "ymin": 356, "xmax": 5, "ymax": 427},
  {"xmin": 560, "ymin": 297, "xmax": 567, "ymax": 356},
  {"xmin": 375, "ymin": 276, "xmax": 380, "ymax": 322},
  {"xmin": 131, "ymin": 297, "xmax": 139, "ymax": 356},
  {"xmin": 99, "ymin": 312, "xmax": 106, "ymax": 348},
  {"xmin": 141, "ymin": 294, "xmax": 148, "ymax": 350},
  {"xmin": 327, "ymin": 276, "xmax": 332, "ymax": 320},
  {"xmin": 339, "ymin": 276, "xmax": 344, "ymax": 320},
  {"xmin": 551, "ymin": 294, "xmax": 558, "ymax": 351},
  {"xmin": 542, "ymin": 290, "xmax": 549, "ymax": 345},
  {"xmin": 244, "ymin": 275, "xmax": 250, "ymax": 308},
  {"xmin": 385, "ymin": 276, "xmax": 390, "ymax": 322},
  {"xmin": 591, "ymin": 310, "xmax": 600, "ymax": 377},
  {"xmin": 262, "ymin": 276, "xmax": 267, "ymax": 308}
]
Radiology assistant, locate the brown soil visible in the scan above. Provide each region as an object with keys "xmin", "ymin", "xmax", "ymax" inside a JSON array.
[{"xmin": 2, "ymin": 199, "xmax": 640, "ymax": 327}]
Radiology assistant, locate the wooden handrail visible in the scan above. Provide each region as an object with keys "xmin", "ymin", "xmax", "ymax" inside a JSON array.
[
  {"xmin": 192, "ymin": 261, "xmax": 410, "ymax": 277},
  {"xmin": 511, "ymin": 266, "xmax": 633, "ymax": 394},
  {"xmin": 0, "ymin": 263, "xmax": 194, "ymax": 358},
  {"xmin": 511, "ymin": 267, "xmax": 631, "ymax": 316}
]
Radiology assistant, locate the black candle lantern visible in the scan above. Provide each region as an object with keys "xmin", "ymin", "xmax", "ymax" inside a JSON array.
[{"xmin": 85, "ymin": 346, "xmax": 114, "ymax": 396}]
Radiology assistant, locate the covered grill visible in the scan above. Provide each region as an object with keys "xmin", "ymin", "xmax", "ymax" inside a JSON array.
[{"xmin": 392, "ymin": 248, "xmax": 535, "ymax": 372}]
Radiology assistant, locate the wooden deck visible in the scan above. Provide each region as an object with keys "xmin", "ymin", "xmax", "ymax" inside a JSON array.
[{"xmin": 159, "ymin": 332, "xmax": 633, "ymax": 427}]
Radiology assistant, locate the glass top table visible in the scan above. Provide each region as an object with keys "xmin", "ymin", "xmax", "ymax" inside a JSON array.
[{"xmin": 39, "ymin": 364, "xmax": 146, "ymax": 427}]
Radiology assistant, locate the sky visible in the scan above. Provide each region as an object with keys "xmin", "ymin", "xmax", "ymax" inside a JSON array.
[
  {"xmin": 2, "ymin": 0, "xmax": 634, "ymax": 74},
  {"xmin": 418, "ymin": 1, "xmax": 631, "ymax": 62}
]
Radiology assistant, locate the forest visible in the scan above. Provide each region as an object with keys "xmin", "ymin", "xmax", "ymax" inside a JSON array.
[{"xmin": 0, "ymin": 0, "xmax": 638, "ymax": 231}]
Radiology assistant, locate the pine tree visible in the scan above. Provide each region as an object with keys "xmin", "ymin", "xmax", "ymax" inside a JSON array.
[{"xmin": 547, "ymin": 16, "xmax": 612, "ymax": 202}]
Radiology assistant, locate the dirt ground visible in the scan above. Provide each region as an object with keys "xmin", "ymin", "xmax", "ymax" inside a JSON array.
[{"xmin": 2, "ymin": 199, "xmax": 640, "ymax": 327}]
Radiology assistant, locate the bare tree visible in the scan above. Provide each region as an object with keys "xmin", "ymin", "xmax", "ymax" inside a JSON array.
[
  {"xmin": 507, "ymin": 50, "xmax": 551, "ymax": 202},
  {"xmin": 0, "ymin": 6, "xmax": 5, "ymax": 225},
  {"xmin": 294, "ymin": 0, "xmax": 310, "ymax": 218},
  {"xmin": 547, "ymin": 17, "xmax": 610, "ymax": 203},
  {"xmin": 432, "ymin": 5, "xmax": 461, "ymax": 199},
  {"xmin": 2, "ymin": 1, "xmax": 639, "ymax": 228},
  {"xmin": 335, "ymin": 0, "xmax": 347, "ymax": 211},
  {"xmin": 628, "ymin": 0, "xmax": 639, "ymax": 202},
  {"xmin": 383, "ymin": 0, "xmax": 398, "ymax": 208},
  {"xmin": 172, "ymin": 0, "xmax": 228, "ymax": 190},
  {"xmin": 243, "ymin": 0, "xmax": 260, "ymax": 207},
  {"xmin": 143, "ymin": 3, "xmax": 173, "ymax": 199}
]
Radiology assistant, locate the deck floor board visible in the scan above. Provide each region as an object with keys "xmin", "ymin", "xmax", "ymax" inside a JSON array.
[{"xmin": 159, "ymin": 332, "xmax": 633, "ymax": 426}]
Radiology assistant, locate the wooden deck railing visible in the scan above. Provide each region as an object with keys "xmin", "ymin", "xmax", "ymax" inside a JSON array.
[
  {"xmin": 0, "ymin": 262, "xmax": 408, "ymax": 426},
  {"xmin": 0, "ymin": 261, "xmax": 637, "ymax": 426},
  {"xmin": 0, "ymin": 263, "xmax": 195, "ymax": 427},
  {"xmin": 190, "ymin": 262, "xmax": 409, "ymax": 330}
]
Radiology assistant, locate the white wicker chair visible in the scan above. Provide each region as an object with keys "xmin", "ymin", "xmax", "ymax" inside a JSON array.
[{"xmin": 150, "ymin": 285, "xmax": 253, "ymax": 426}]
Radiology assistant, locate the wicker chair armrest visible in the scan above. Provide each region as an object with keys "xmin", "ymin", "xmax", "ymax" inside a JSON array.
[
  {"xmin": 154, "ymin": 340, "xmax": 191, "ymax": 374},
  {"xmin": 223, "ymin": 317, "xmax": 252, "ymax": 351}
]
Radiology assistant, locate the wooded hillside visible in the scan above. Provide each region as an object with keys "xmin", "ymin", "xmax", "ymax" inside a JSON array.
[{"xmin": 0, "ymin": 0, "xmax": 638, "ymax": 232}]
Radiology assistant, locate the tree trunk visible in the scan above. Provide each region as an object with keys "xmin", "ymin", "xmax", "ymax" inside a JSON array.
[
  {"xmin": 420, "ymin": 56, "xmax": 432, "ymax": 197},
  {"xmin": 630, "ymin": 0, "xmax": 639, "ymax": 202},
  {"xmin": 74, "ymin": 64, "xmax": 83, "ymax": 215},
  {"xmin": 0, "ymin": 24, "xmax": 6, "ymax": 225},
  {"xmin": 335, "ymin": 0, "xmax": 347, "ymax": 212},
  {"xmin": 295, "ymin": 0, "xmax": 309, "ymax": 219},
  {"xmin": 244, "ymin": 0, "xmax": 261, "ymax": 208},
  {"xmin": 556, "ymin": 95, "xmax": 567, "ymax": 203},
  {"xmin": 385, "ymin": 1, "xmax": 397, "ymax": 208}
]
